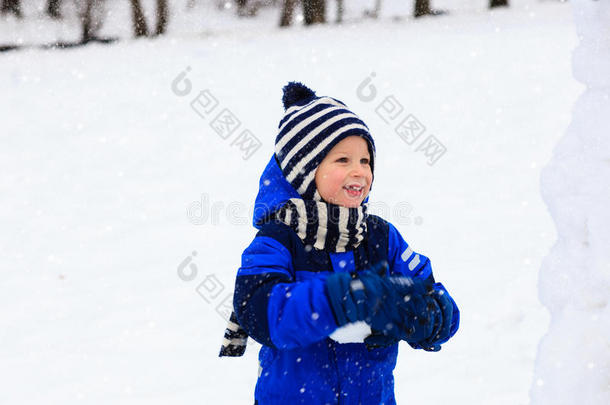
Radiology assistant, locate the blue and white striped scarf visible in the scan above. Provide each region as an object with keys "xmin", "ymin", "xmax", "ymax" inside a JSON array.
[{"xmin": 219, "ymin": 198, "xmax": 368, "ymax": 357}]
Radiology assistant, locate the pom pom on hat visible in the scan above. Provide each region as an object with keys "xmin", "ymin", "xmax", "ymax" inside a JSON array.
[{"xmin": 282, "ymin": 82, "xmax": 317, "ymax": 110}]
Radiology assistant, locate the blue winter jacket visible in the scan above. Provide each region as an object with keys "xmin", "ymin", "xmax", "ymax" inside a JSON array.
[{"xmin": 233, "ymin": 155, "xmax": 459, "ymax": 405}]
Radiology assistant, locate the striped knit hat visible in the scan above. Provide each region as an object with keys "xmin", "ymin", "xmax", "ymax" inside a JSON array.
[{"xmin": 275, "ymin": 82, "xmax": 376, "ymax": 201}]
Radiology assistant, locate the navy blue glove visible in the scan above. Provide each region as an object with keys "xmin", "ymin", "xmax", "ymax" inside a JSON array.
[
  {"xmin": 326, "ymin": 261, "xmax": 447, "ymax": 351},
  {"xmin": 364, "ymin": 284, "xmax": 446, "ymax": 351},
  {"xmin": 391, "ymin": 277, "xmax": 442, "ymax": 347},
  {"xmin": 360, "ymin": 267, "xmax": 445, "ymax": 351},
  {"xmin": 357, "ymin": 270, "xmax": 405, "ymax": 336},
  {"xmin": 357, "ymin": 261, "xmax": 441, "ymax": 345},
  {"xmin": 325, "ymin": 271, "xmax": 369, "ymax": 327},
  {"xmin": 364, "ymin": 330, "xmax": 399, "ymax": 350},
  {"xmin": 417, "ymin": 284, "xmax": 455, "ymax": 348},
  {"xmin": 402, "ymin": 282, "xmax": 459, "ymax": 351},
  {"xmin": 326, "ymin": 261, "xmax": 405, "ymax": 331}
]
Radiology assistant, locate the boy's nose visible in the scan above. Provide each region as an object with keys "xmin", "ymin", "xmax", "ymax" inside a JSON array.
[{"xmin": 349, "ymin": 166, "xmax": 365, "ymax": 177}]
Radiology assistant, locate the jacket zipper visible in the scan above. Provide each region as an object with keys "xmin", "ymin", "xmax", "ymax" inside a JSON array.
[{"xmin": 327, "ymin": 251, "xmax": 342, "ymax": 404}]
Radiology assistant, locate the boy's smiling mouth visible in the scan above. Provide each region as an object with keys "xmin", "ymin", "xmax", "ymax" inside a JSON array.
[{"xmin": 343, "ymin": 183, "xmax": 365, "ymax": 198}]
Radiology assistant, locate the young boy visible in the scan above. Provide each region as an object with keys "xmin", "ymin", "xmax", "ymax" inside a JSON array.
[{"xmin": 220, "ymin": 82, "xmax": 459, "ymax": 404}]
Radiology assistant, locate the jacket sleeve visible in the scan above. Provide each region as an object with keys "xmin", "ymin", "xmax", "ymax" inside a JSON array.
[
  {"xmin": 387, "ymin": 222, "xmax": 460, "ymax": 343},
  {"xmin": 233, "ymin": 234, "xmax": 338, "ymax": 350}
]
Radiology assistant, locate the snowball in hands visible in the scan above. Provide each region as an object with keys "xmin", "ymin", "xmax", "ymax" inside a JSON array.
[{"xmin": 330, "ymin": 321, "xmax": 372, "ymax": 343}]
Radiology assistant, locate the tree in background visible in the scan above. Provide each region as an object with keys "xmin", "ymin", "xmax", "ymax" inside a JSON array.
[
  {"xmin": 281, "ymin": 0, "xmax": 325, "ymax": 27},
  {"xmin": 303, "ymin": 0, "xmax": 325, "ymax": 25},
  {"xmin": 336, "ymin": 0, "xmax": 343, "ymax": 23},
  {"xmin": 490, "ymin": 0, "xmax": 508, "ymax": 8},
  {"xmin": 129, "ymin": 0, "xmax": 169, "ymax": 37},
  {"xmin": 235, "ymin": 0, "xmax": 265, "ymax": 17},
  {"xmin": 1, "ymin": 0, "xmax": 22, "ymax": 18},
  {"xmin": 279, "ymin": 0, "xmax": 297, "ymax": 26},
  {"xmin": 279, "ymin": 0, "xmax": 353, "ymax": 27},
  {"xmin": 46, "ymin": 0, "xmax": 62, "ymax": 19},
  {"xmin": 414, "ymin": 0, "xmax": 431, "ymax": 17},
  {"xmin": 363, "ymin": 0, "xmax": 381, "ymax": 19},
  {"xmin": 81, "ymin": 0, "xmax": 104, "ymax": 43},
  {"xmin": 155, "ymin": 0, "xmax": 168, "ymax": 35},
  {"xmin": 236, "ymin": 0, "xmax": 253, "ymax": 17},
  {"xmin": 130, "ymin": 0, "xmax": 149, "ymax": 37},
  {"xmin": 413, "ymin": 0, "xmax": 447, "ymax": 18}
]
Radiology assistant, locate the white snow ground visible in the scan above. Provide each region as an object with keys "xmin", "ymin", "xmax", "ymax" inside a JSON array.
[{"xmin": 1, "ymin": 1, "xmax": 582, "ymax": 404}]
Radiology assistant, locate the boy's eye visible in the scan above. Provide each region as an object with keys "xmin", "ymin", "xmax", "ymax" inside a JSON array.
[
  {"xmin": 361, "ymin": 158, "xmax": 370, "ymax": 164},
  {"xmin": 336, "ymin": 157, "xmax": 348, "ymax": 163}
]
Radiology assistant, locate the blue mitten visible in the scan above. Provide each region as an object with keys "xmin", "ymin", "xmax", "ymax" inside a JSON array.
[
  {"xmin": 326, "ymin": 261, "xmax": 406, "ymax": 336},
  {"xmin": 325, "ymin": 271, "xmax": 369, "ymax": 327},
  {"xmin": 357, "ymin": 265, "xmax": 442, "ymax": 345},
  {"xmin": 392, "ymin": 278, "xmax": 442, "ymax": 346},
  {"xmin": 418, "ymin": 284, "xmax": 456, "ymax": 348},
  {"xmin": 357, "ymin": 270, "xmax": 404, "ymax": 336},
  {"xmin": 403, "ymin": 282, "xmax": 459, "ymax": 351},
  {"xmin": 326, "ymin": 262, "xmax": 450, "ymax": 351},
  {"xmin": 326, "ymin": 261, "xmax": 402, "ymax": 348},
  {"xmin": 326, "ymin": 259, "xmax": 403, "ymax": 331},
  {"xmin": 364, "ymin": 330, "xmax": 399, "ymax": 349},
  {"xmin": 363, "ymin": 281, "xmax": 445, "ymax": 351}
]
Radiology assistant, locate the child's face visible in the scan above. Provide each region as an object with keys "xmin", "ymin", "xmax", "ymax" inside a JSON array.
[{"xmin": 314, "ymin": 136, "xmax": 372, "ymax": 208}]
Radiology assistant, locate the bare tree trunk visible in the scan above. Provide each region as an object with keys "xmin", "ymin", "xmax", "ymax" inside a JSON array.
[
  {"xmin": 303, "ymin": 0, "xmax": 325, "ymax": 25},
  {"xmin": 46, "ymin": 0, "xmax": 62, "ymax": 19},
  {"xmin": 1, "ymin": 0, "xmax": 23, "ymax": 18},
  {"xmin": 336, "ymin": 0, "xmax": 343, "ymax": 23},
  {"xmin": 414, "ymin": 0, "xmax": 431, "ymax": 18},
  {"xmin": 490, "ymin": 0, "xmax": 508, "ymax": 8},
  {"xmin": 130, "ymin": 0, "xmax": 149, "ymax": 37},
  {"xmin": 81, "ymin": 0, "xmax": 104, "ymax": 43},
  {"xmin": 155, "ymin": 0, "xmax": 168, "ymax": 35},
  {"xmin": 364, "ymin": 0, "xmax": 381, "ymax": 18},
  {"xmin": 236, "ymin": 0, "xmax": 247, "ymax": 16},
  {"xmin": 82, "ymin": 0, "xmax": 94, "ymax": 43},
  {"xmin": 279, "ymin": 0, "xmax": 296, "ymax": 27}
]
